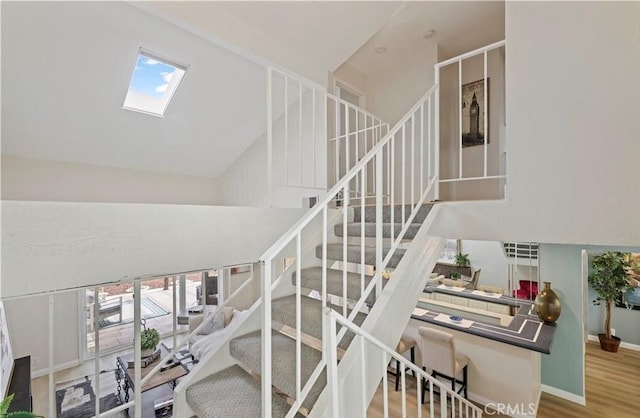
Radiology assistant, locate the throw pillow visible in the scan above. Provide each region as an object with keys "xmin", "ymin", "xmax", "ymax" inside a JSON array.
[{"xmin": 197, "ymin": 311, "xmax": 225, "ymax": 335}]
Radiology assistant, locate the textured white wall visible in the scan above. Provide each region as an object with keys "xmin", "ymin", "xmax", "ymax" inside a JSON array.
[
  {"xmin": 1, "ymin": 201, "xmax": 306, "ymax": 298},
  {"xmin": 1, "ymin": 155, "xmax": 220, "ymax": 205},
  {"xmin": 434, "ymin": 1, "xmax": 640, "ymax": 246}
]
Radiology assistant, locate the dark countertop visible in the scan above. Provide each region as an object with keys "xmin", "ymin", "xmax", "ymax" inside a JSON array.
[{"xmin": 411, "ymin": 286, "xmax": 556, "ymax": 354}]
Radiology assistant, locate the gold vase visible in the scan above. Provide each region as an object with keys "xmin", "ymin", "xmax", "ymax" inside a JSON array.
[{"xmin": 534, "ymin": 282, "xmax": 561, "ymax": 323}]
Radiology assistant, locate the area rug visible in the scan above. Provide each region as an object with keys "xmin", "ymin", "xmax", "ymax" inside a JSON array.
[
  {"xmin": 55, "ymin": 349, "xmax": 192, "ymax": 417},
  {"xmin": 99, "ymin": 297, "xmax": 170, "ymax": 328},
  {"xmin": 56, "ymin": 376, "xmax": 123, "ymax": 417}
]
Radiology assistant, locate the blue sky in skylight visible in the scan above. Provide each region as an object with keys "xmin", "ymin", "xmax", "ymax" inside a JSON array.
[{"xmin": 129, "ymin": 54, "xmax": 176, "ymax": 98}]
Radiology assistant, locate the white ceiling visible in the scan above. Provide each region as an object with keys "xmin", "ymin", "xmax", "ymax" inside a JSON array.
[
  {"xmin": 346, "ymin": 1, "xmax": 505, "ymax": 75},
  {"xmin": 145, "ymin": 1, "xmax": 402, "ymax": 84},
  {"xmin": 1, "ymin": 1, "xmax": 267, "ymax": 178},
  {"xmin": 2, "ymin": 1, "xmax": 505, "ymax": 179}
]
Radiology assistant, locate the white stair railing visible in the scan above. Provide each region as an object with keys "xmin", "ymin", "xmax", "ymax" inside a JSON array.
[
  {"xmin": 259, "ymin": 83, "xmax": 440, "ymax": 417},
  {"xmin": 435, "ymin": 39, "xmax": 506, "ymax": 195},
  {"xmin": 325, "ymin": 309, "xmax": 483, "ymax": 417},
  {"xmin": 266, "ymin": 66, "xmax": 388, "ymax": 207}
]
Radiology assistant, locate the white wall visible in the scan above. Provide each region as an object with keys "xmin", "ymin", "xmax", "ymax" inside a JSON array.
[
  {"xmin": 4, "ymin": 292, "xmax": 80, "ymax": 376},
  {"xmin": 1, "ymin": 155, "xmax": 220, "ymax": 205},
  {"xmin": 434, "ymin": 2, "xmax": 640, "ymax": 246},
  {"xmin": 1, "ymin": 201, "xmax": 306, "ymax": 298},
  {"xmin": 332, "ymin": 63, "xmax": 367, "ymax": 97},
  {"xmin": 365, "ymin": 43, "xmax": 438, "ymax": 125},
  {"xmin": 438, "ymin": 48, "xmax": 506, "ymax": 201}
]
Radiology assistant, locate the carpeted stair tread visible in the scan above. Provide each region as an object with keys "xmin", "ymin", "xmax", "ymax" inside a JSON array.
[
  {"xmin": 354, "ymin": 204, "xmax": 433, "ymax": 223},
  {"xmin": 316, "ymin": 243, "xmax": 406, "ymax": 269},
  {"xmin": 272, "ymin": 295, "xmax": 366, "ymax": 350},
  {"xmin": 186, "ymin": 364, "xmax": 297, "ymax": 418},
  {"xmin": 292, "ymin": 267, "xmax": 375, "ymax": 304},
  {"xmin": 230, "ymin": 330, "xmax": 326, "ymax": 411},
  {"xmin": 334, "ymin": 222, "xmax": 422, "ymax": 239}
]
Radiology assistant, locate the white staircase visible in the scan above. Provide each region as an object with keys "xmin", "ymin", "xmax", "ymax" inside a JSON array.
[{"xmin": 174, "ymin": 40, "xmax": 509, "ymax": 417}]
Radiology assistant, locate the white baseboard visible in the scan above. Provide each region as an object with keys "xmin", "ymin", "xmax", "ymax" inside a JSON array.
[
  {"xmin": 587, "ymin": 334, "xmax": 640, "ymax": 351},
  {"xmin": 541, "ymin": 384, "xmax": 586, "ymax": 406},
  {"xmin": 32, "ymin": 359, "xmax": 82, "ymax": 379}
]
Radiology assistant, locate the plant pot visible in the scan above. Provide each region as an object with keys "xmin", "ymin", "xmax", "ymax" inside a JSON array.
[
  {"xmin": 141, "ymin": 347, "xmax": 156, "ymax": 358},
  {"xmin": 598, "ymin": 334, "xmax": 621, "ymax": 353}
]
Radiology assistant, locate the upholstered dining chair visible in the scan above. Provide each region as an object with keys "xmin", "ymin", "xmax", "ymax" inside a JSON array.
[
  {"xmin": 394, "ymin": 333, "xmax": 417, "ymax": 391},
  {"xmin": 418, "ymin": 326, "xmax": 469, "ymax": 401},
  {"xmin": 463, "ymin": 268, "xmax": 481, "ymax": 290}
]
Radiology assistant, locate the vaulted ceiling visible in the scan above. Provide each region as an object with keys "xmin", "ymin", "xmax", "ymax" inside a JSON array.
[
  {"xmin": 1, "ymin": 1, "xmax": 505, "ymax": 179},
  {"xmin": 2, "ymin": 1, "xmax": 267, "ymax": 178}
]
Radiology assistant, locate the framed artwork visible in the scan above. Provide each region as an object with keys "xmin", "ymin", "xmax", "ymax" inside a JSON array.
[
  {"xmin": 616, "ymin": 252, "xmax": 640, "ymax": 310},
  {"xmin": 1, "ymin": 301, "xmax": 14, "ymax": 398},
  {"xmin": 461, "ymin": 78, "xmax": 489, "ymax": 148},
  {"xmin": 438, "ymin": 239, "xmax": 460, "ymax": 264}
]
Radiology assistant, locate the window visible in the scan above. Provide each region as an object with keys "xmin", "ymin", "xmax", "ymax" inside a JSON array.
[{"xmin": 122, "ymin": 49, "xmax": 188, "ymax": 117}]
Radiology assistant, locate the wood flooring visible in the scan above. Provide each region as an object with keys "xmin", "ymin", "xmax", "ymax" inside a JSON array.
[{"xmin": 367, "ymin": 342, "xmax": 640, "ymax": 417}]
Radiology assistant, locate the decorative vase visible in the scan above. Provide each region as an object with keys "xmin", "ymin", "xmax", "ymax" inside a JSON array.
[
  {"xmin": 534, "ymin": 282, "xmax": 561, "ymax": 323},
  {"xmin": 141, "ymin": 347, "xmax": 156, "ymax": 358}
]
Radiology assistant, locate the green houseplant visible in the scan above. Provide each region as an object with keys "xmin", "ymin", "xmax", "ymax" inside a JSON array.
[
  {"xmin": 454, "ymin": 253, "xmax": 470, "ymax": 267},
  {"xmin": 1, "ymin": 393, "xmax": 42, "ymax": 417},
  {"xmin": 140, "ymin": 327, "xmax": 160, "ymax": 357},
  {"xmin": 588, "ymin": 251, "xmax": 634, "ymax": 352}
]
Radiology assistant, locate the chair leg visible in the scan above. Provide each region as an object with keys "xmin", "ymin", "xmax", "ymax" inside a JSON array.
[
  {"xmin": 463, "ymin": 365, "xmax": 468, "ymax": 399},
  {"xmin": 410, "ymin": 347, "xmax": 416, "ymax": 378},
  {"xmin": 395, "ymin": 359, "xmax": 400, "ymax": 392},
  {"xmin": 421, "ymin": 367, "xmax": 427, "ymax": 404}
]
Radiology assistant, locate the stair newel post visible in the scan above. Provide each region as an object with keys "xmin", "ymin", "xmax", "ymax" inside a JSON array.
[
  {"xmin": 434, "ymin": 66, "xmax": 440, "ymax": 201},
  {"xmin": 375, "ymin": 148, "xmax": 384, "ymax": 298},
  {"xmin": 324, "ymin": 308, "xmax": 340, "ymax": 417},
  {"xmin": 261, "ymin": 259, "xmax": 273, "ymax": 418}
]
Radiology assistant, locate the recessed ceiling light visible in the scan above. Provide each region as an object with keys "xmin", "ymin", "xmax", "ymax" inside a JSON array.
[
  {"xmin": 423, "ymin": 29, "xmax": 436, "ymax": 39},
  {"xmin": 374, "ymin": 46, "xmax": 388, "ymax": 54}
]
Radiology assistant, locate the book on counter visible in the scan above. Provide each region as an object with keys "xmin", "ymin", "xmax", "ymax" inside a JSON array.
[{"xmin": 127, "ymin": 349, "xmax": 160, "ymax": 368}]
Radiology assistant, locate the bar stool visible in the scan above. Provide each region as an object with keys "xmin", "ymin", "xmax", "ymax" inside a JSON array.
[
  {"xmin": 394, "ymin": 333, "xmax": 417, "ymax": 391},
  {"xmin": 418, "ymin": 326, "xmax": 469, "ymax": 401}
]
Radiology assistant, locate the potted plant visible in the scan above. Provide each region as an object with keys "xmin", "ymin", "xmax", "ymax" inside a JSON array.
[
  {"xmin": 141, "ymin": 326, "xmax": 160, "ymax": 357},
  {"xmin": 588, "ymin": 251, "xmax": 634, "ymax": 353},
  {"xmin": 454, "ymin": 253, "xmax": 470, "ymax": 267},
  {"xmin": 1, "ymin": 393, "xmax": 42, "ymax": 417}
]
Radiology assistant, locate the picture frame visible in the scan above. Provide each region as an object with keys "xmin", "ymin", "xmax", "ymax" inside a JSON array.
[
  {"xmin": 438, "ymin": 239, "xmax": 460, "ymax": 264},
  {"xmin": 617, "ymin": 288, "xmax": 640, "ymax": 310},
  {"xmin": 461, "ymin": 78, "xmax": 489, "ymax": 148}
]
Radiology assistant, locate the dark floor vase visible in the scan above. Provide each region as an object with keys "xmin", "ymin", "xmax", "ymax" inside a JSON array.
[
  {"xmin": 534, "ymin": 282, "xmax": 561, "ymax": 323},
  {"xmin": 598, "ymin": 334, "xmax": 621, "ymax": 353}
]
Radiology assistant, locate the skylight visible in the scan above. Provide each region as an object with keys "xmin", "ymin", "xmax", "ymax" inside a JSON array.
[{"xmin": 122, "ymin": 49, "xmax": 188, "ymax": 117}]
